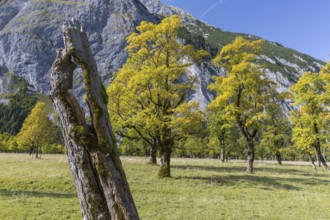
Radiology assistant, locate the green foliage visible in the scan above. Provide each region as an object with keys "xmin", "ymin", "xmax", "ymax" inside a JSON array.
[
  {"xmin": 259, "ymin": 100, "xmax": 293, "ymax": 161},
  {"xmin": 16, "ymin": 102, "xmax": 58, "ymax": 155},
  {"xmin": 208, "ymin": 36, "xmax": 277, "ymax": 169},
  {"xmin": 290, "ymin": 69, "xmax": 328, "ymax": 153},
  {"xmin": 182, "ymin": 136, "xmax": 208, "ymax": 158},
  {"xmin": 118, "ymin": 139, "xmax": 147, "ymax": 157},
  {"xmin": 0, "ymin": 93, "xmax": 37, "ymax": 135},
  {"xmin": 42, "ymin": 143, "xmax": 65, "ymax": 154},
  {"xmin": 206, "ymin": 108, "xmax": 235, "ymax": 159},
  {"xmin": 178, "ymin": 26, "xmax": 218, "ymax": 56},
  {"xmin": 0, "ymin": 74, "xmax": 36, "ymax": 135},
  {"xmin": 108, "ymin": 15, "xmax": 208, "ymax": 174},
  {"xmin": 208, "ymin": 37, "xmax": 275, "ymax": 128}
]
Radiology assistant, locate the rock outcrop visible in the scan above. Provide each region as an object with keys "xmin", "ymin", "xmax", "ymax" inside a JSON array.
[{"xmin": 0, "ymin": 0, "xmax": 325, "ymax": 109}]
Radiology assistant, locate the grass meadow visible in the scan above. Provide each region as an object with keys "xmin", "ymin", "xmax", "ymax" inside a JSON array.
[{"xmin": 0, "ymin": 153, "xmax": 330, "ymax": 219}]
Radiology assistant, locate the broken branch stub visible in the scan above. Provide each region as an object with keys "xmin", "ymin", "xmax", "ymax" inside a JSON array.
[{"xmin": 50, "ymin": 19, "xmax": 139, "ymax": 220}]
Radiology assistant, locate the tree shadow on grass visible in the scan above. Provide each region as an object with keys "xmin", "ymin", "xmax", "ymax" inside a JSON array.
[
  {"xmin": 176, "ymin": 175, "xmax": 301, "ymax": 190},
  {"xmin": 172, "ymin": 164, "xmax": 316, "ymax": 176},
  {"xmin": 0, "ymin": 189, "xmax": 76, "ymax": 199},
  {"xmin": 173, "ymin": 163, "xmax": 330, "ymax": 190},
  {"xmin": 176, "ymin": 174, "xmax": 330, "ymax": 191},
  {"xmin": 173, "ymin": 164, "xmax": 246, "ymax": 173}
]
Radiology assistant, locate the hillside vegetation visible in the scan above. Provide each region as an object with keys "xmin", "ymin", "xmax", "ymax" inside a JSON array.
[{"xmin": 0, "ymin": 154, "xmax": 329, "ymax": 220}]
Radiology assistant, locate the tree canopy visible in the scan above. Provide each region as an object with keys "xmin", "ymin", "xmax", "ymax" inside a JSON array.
[
  {"xmin": 16, "ymin": 102, "xmax": 56, "ymax": 157},
  {"xmin": 208, "ymin": 36, "xmax": 277, "ymax": 173},
  {"xmin": 107, "ymin": 15, "xmax": 208, "ymax": 177},
  {"xmin": 290, "ymin": 69, "xmax": 329, "ymax": 168}
]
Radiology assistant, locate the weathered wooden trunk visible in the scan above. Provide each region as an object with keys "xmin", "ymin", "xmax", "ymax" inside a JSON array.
[{"xmin": 49, "ymin": 19, "xmax": 139, "ymax": 220}]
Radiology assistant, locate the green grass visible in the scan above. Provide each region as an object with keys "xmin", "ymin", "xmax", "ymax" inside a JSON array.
[{"xmin": 0, "ymin": 154, "xmax": 329, "ymax": 219}]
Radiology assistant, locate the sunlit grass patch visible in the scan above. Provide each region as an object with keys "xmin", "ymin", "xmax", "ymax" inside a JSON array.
[{"xmin": 0, "ymin": 154, "xmax": 329, "ymax": 219}]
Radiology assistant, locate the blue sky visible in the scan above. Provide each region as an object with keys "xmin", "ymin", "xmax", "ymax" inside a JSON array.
[{"xmin": 160, "ymin": 0, "xmax": 330, "ymax": 62}]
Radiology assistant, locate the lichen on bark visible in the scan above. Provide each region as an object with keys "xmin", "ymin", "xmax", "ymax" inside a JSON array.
[{"xmin": 49, "ymin": 18, "xmax": 139, "ymax": 220}]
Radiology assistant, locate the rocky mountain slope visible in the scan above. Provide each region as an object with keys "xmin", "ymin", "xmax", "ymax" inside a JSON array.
[
  {"xmin": 0, "ymin": 0, "xmax": 154, "ymax": 92},
  {"xmin": 0, "ymin": 0, "xmax": 325, "ymax": 109}
]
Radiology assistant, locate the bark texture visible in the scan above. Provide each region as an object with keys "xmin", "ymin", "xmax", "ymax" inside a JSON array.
[
  {"xmin": 246, "ymin": 139, "xmax": 254, "ymax": 173},
  {"xmin": 148, "ymin": 140, "xmax": 157, "ymax": 165},
  {"xmin": 313, "ymin": 123, "xmax": 328, "ymax": 169},
  {"xmin": 275, "ymin": 151, "xmax": 282, "ymax": 165},
  {"xmin": 158, "ymin": 128, "xmax": 172, "ymax": 178},
  {"xmin": 49, "ymin": 19, "xmax": 139, "ymax": 220},
  {"xmin": 219, "ymin": 132, "xmax": 225, "ymax": 163},
  {"xmin": 308, "ymin": 152, "xmax": 317, "ymax": 170},
  {"xmin": 238, "ymin": 122, "xmax": 256, "ymax": 173},
  {"xmin": 159, "ymin": 148, "xmax": 171, "ymax": 177}
]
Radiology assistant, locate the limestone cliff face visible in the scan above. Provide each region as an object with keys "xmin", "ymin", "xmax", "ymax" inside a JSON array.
[
  {"xmin": 0, "ymin": 0, "xmax": 155, "ymax": 93},
  {"xmin": 141, "ymin": 0, "xmax": 324, "ymax": 109},
  {"xmin": 0, "ymin": 0, "xmax": 325, "ymax": 109}
]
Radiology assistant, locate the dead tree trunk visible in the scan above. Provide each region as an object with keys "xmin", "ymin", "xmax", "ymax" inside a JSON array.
[{"xmin": 49, "ymin": 19, "xmax": 139, "ymax": 220}]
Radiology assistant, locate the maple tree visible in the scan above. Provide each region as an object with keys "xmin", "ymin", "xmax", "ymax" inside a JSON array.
[
  {"xmin": 290, "ymin": 70, "xmax": 328, "ymax": 168},
  {"xmin": 208, "ymin": 36, "xmax": 276, "ymax": 173},
  {"xmin": 16, "ymin": 102, "xmax": 55, "ymax": 157},
  {"xmin": 108, "ymin": 15, "xmax": 207, "ymax": 177}
]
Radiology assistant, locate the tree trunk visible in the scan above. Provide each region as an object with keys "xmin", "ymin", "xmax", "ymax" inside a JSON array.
[
  {"xmin": 159, "ymin": 146, "xmax": 171, "ymax": 178},
  {"xmin": 315, "ymin": 146, "xmax": 328, "ymax": 169},
  {"xmin": 275, "ymin": 151, "xmax": 282, "ymax": 165},
  {"xmin": 148, "ymin": 142, "xmax": 157, "ymax": 165},
  {"xmin": 49, "ymin": 19, "xmax": 139, "ymax": 220},
  {"xmin": 313, "ymin": 123, "xmax": 328, "ymax": 169},
  {"xmin": 220, "ymin": 133, "xmax": 225, "ymax": 163},
  {"xmin": 29, "ymin": 146, "xmax": 34, "ymax": 155},
  {"xmin": 308, "ymin": 152, "xmax": 317, "ymax": 170},
  {"xmin": 158, "ymin": 121, "xmax": 172, "ymax": 178},
  {"xmin": 237, "ymin": 120, "xmax": 256, "ymax": 173},
  {"xmin": 35, "ymin": 145, "xmax": 39, "ymax": 159},
  {"xmin": 246, "ymin": 138, "xmax": 254, "ymax": 173}
]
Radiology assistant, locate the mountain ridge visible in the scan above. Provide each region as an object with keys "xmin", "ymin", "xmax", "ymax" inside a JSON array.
[{"xmin": 0, "ymin": 0, "xmax": 325, "ymax": 109}]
